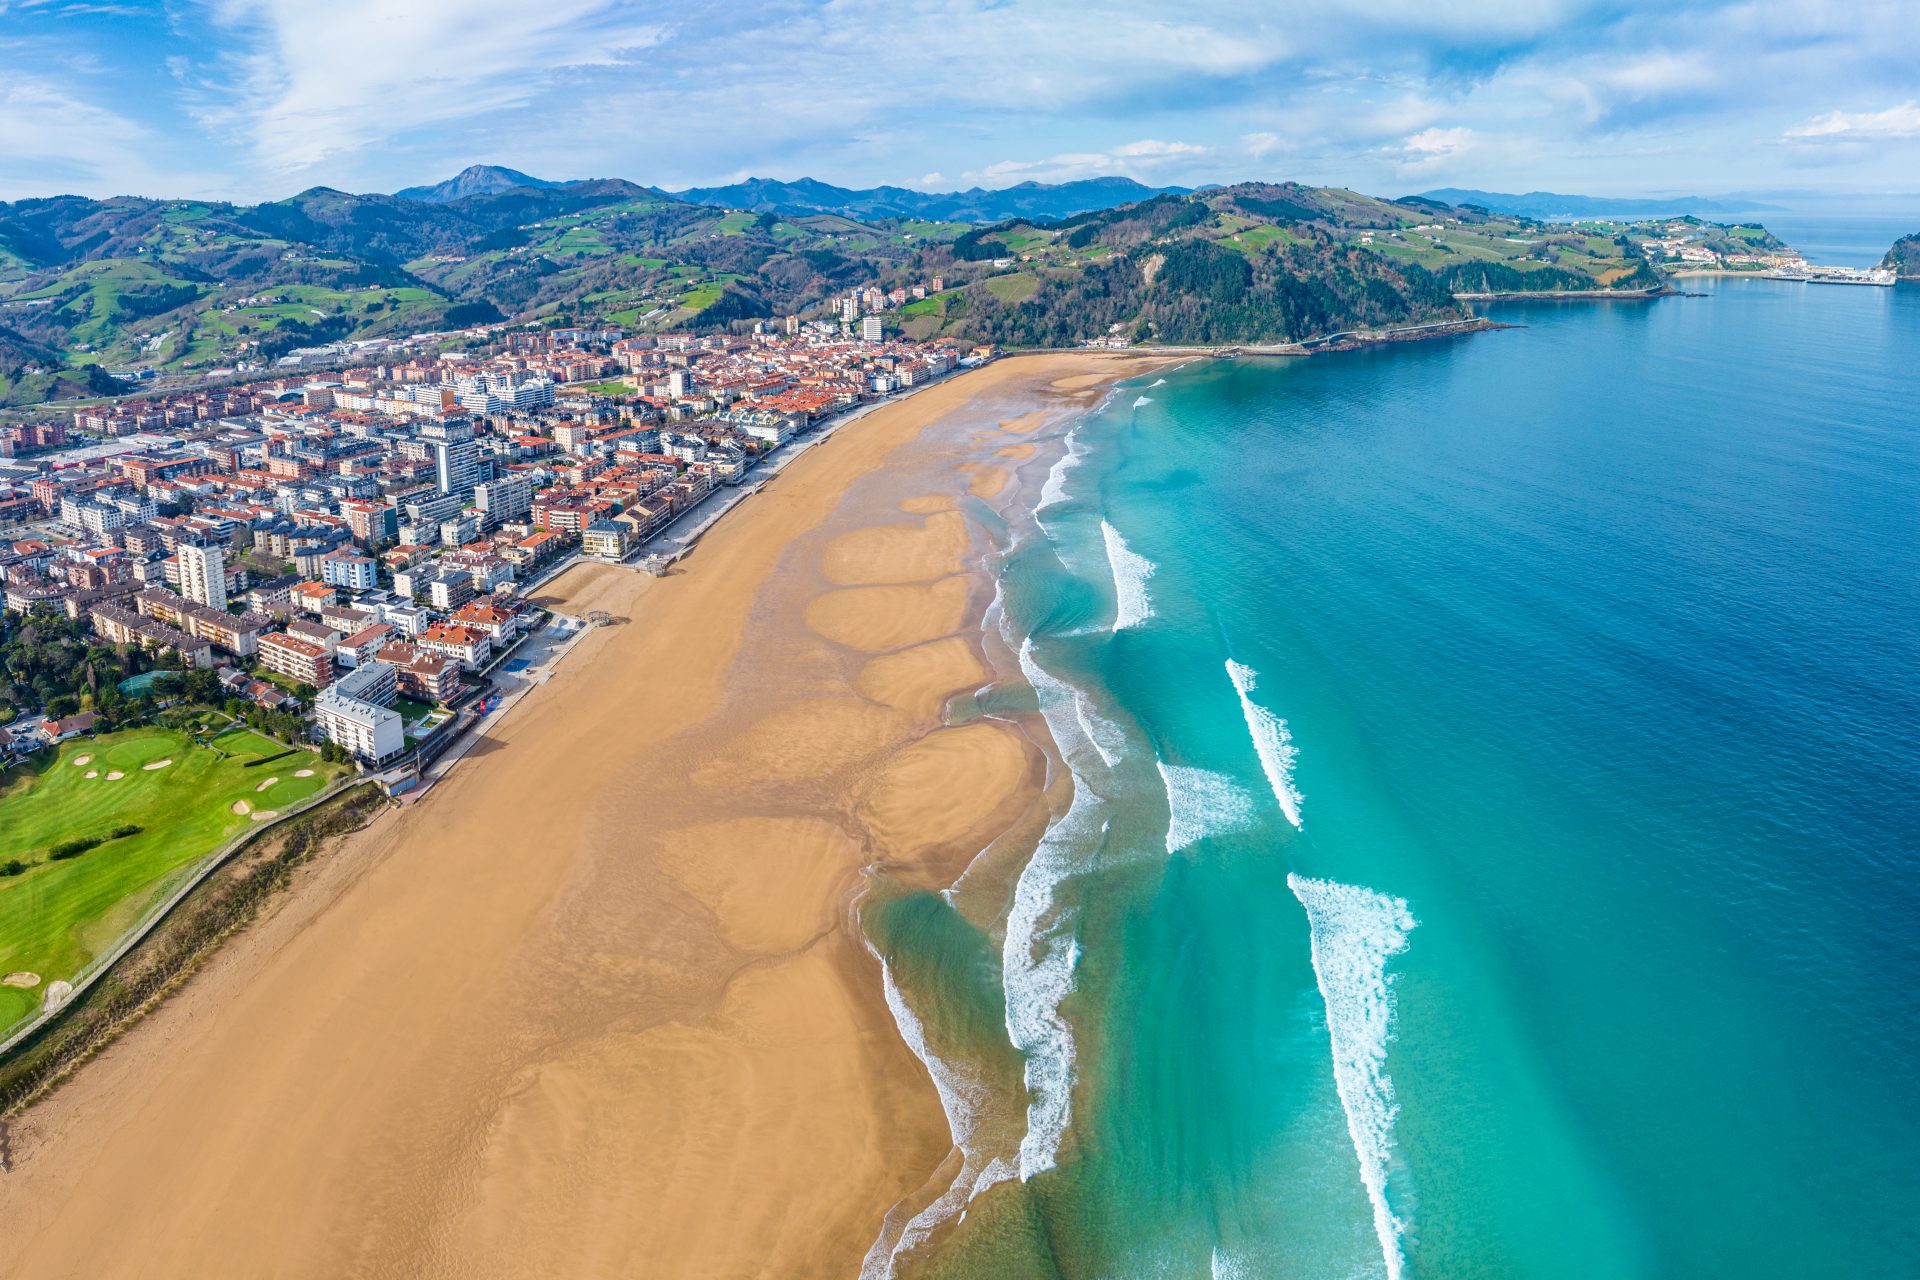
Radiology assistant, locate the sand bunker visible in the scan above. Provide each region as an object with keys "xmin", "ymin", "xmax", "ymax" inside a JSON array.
[
  {"xmin": 84, "ymin": 771, "xmax": 98, "ymax": 779},
  {"xmin": 250, "ymin": 810, "xmax": 279, "ymax": 822},
  {"xmin": 293, "ymin": 768, "xmax": 315, "ymax": 778},
  {"xmin": 104, "ymin": 771, "xmax": 124, "ymax": 780},
  {"xmin": 71, "ymin": 754, "xmax": 92, "ymax": 767},
  {"xmin": 142, "ymin": 758, "xmax": 173, "ymax": 771},
  {"xmin": 255, "ymin": 777, "xmax": 280, "ymax": 792},
  {"xmin": 2, "ymin": 972, "xmax": 39, "ymax": 989},
  {"xmin": 230, "ymin": 800, "xmax": 251, "ymax": 815}
]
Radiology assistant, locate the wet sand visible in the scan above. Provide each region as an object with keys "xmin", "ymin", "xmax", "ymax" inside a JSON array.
[{"xmin": 0, "ymin": 352, "xmax": 1167, "ymax": 1279}]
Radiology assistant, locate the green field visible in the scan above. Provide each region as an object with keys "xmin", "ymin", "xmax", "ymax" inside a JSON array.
[{"xmin": 0, "ymin": 726, "xmax": 346, "ymax": 1031}]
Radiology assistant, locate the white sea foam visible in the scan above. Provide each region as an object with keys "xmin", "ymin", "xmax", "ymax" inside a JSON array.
[
  {"xmin": 1038, "ymin": 429, "xmax": 1085, "ymax": 510},
  {"xmin": 1003, "ymin": 638, "xmax": 1109, "ymax": 1179},
  {"xmin": 1289, "ymin": 874, "xmax": 1418, "ymax": 1280},
  {"xmin": 1071, "ymin": 689, "xmax": 1126, "ymax": 768},
  {"xmin": 860, "ymin": 951, "xmax": 998, "ymax": 1279},
  {"xmin": 1210, "ymin": 1247, "xmax": 1251, "ymax": 1280},
  {"xmin": 1225, "ymin": 659, "xmax": 1304, "ymax": 829},
  {"xmin": 1101, "ymin": 520, "xmax": 1154, "ymax": 631},
  {"xmin": 1156, "ymin": 761, "xmax": 1258, "ymax": 853},
  {"xmin": 1149, "ymin": 377, "xmax": 1168, "ymax": 388},
  {"xmin": 1133, "ymin": 394, "xmax": 1153, "ymax": 408}
]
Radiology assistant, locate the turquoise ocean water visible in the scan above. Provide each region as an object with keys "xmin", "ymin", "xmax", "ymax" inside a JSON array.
[{"xmin": 864, "ymin": 274, "xmax": 1920, "ymax": 1279}]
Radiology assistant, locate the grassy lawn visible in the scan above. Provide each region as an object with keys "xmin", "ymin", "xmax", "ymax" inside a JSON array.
[
  {"xmin": 390, "ymin": 695, "xmax": 437, "ymax": 724},
  {"xmin": 562, "ymin": 379, "xmax": 634, "ymax": 396},
  {"xmin": 983, "ymin": 272, "xmax": 1039, "ymax": 303},
  {"xmin": 0, "ymin": 726, "xmax": 346, "ymax": 1031}
]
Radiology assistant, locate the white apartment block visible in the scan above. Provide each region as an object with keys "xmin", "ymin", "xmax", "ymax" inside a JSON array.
[{"xmin": 178, "ymin": 539, "xmax": 228, "ymax": 610}]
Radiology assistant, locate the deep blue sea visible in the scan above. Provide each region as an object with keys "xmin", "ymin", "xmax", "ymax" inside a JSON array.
[{"xmin": 865, "ymin": 272, "xmax": 1920, "ymax": 1279}]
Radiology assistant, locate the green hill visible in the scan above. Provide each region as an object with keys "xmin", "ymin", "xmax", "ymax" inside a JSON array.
[
  {"xmin": 0, "ymin": 177, "xmax": 1760, "ymax": 406},
  {"xmin": 1881, "ymin": 233, "xmax": 1920, "ymax": 278}
]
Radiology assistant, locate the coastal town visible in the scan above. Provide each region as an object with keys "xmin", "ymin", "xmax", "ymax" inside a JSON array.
[{"xmin": 1, "ymin": 306, "xmax": 979, "ymax": 778}]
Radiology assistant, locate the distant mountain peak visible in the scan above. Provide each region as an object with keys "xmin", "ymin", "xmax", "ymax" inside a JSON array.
[{"xmin": 395, "ymin": 165, "xmax": 561, "ymax": 204}]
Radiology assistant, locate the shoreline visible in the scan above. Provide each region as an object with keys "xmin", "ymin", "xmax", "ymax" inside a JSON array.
[{"xmin": 0, "ymin": 351, "xmax": 1171, "ymax": 1279}]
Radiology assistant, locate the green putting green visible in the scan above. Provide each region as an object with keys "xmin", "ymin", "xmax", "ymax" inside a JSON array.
[{"xmin": 0, "ymin": 726, "xmax": 346, "ymax": 1032}]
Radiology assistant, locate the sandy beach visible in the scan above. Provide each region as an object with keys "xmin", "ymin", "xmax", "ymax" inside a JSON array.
[{"xmin": 0, "ymin": 352, "xmax": 1167, "ymax": 1280}]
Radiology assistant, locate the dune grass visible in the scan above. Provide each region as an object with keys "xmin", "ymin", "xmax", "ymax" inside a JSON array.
[{"xmin": 0, "ymin": 726, "xmax": 345, "ymax": 1031}]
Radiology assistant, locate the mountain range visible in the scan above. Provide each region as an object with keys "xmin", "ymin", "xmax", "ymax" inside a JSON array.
[
  {"xmin": 390, "ymin": 166, "xmax": 1188, "ymax": 224},
  {"xmin": 1415, "ymin": 188, "xmax": 1786, "ymax": 219},
  {"xmin": 3, "ymin": 171, "xmax": 1759, "ymax": 411},
  {"xmin": 672, "ymin": 175, "xmax": 1191, "ymax": 223}
]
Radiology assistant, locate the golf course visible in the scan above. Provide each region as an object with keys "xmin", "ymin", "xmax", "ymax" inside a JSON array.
[{"xmin": 0, "ymin": 725, "xmax": 347, "ymax": 1033}]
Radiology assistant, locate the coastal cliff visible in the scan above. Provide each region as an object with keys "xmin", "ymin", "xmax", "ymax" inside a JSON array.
[{"xmin": 1880, "ymin": 232, "xmax": 1920, "ymax": 278}]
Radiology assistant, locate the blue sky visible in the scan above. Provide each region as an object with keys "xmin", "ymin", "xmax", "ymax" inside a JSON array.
[{"xmin": 1, "ymin": 0, "xmax": 1917, "ymax": 203}]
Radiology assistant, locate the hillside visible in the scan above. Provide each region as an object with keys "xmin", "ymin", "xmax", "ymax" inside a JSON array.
[
  {"xmin": 0, "ymin": 176, "xmax": 1755, "ymax": 407},
  {"xmin": 1881, "ymin": 232, "xmax": 1920, "ymax": 278},
  {"xmin": 886, "ymin": 183, "xmax": 1676, "ymax": 346}
]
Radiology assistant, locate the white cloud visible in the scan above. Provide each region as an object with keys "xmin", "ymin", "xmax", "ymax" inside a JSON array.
[
  {"xmin": 1784, "ymin": 100, "xmax": 1920, "ymax": 140},
  {"xmin": 194, "ymin": 0, "xmax": 665, "ymax": 175},
  {"xmin": 1112, "ymin": 139, "xmax": 1208, "ymax": 160},
  {"xmin": 1393, "ymin": 126, "xmax": 1477, "ymax": 178}
]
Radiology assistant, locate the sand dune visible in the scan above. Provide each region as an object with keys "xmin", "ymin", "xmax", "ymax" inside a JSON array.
[{"xmin": 0, "ymin": 352, "xmax": 1172, "ymax": 1280}]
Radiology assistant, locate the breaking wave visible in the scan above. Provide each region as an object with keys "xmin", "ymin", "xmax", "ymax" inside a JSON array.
[
  {"xmin": 1289, "ymin": 874, "xmax": 1418, "ymax": 1280},
  {"xmin": 1148, "ymin": 377, "xmax": 1168, "ymax": 388},
  {"xmin": 1225, "ymin": 659, "xmax": 1304, "ymax": 829},
  {"xmin": 1039, "ymin": 429, "xmax": 1086, "ymax": 510},
  {"xmin": 1101, "ymin": 520, "xmax": 1155, "ymax": 631},
  {"xmin": 859, "ymin": 951, "xmax": 992, "ymax": 1279},
  {"xmin": 1157, "ymin": 762, "xmax": 1259, "ymax": 853},
  {"xmin": 1004, "ymin": 638, "xmax": 1108, "ymax": 1179},
  {"xmin": 1133, "ymin": 394, "xmax": 1154, "ymax": 408}
]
